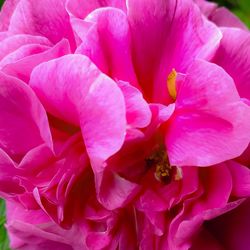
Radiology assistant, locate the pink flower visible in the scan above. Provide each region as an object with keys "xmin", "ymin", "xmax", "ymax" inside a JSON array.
[
  {"xmin": 194, "ymin": 0, "xmax": 248, "ymax": 30},
  {"xmin": 0, "ymin": 0, "xmax": 250, "ymax": 249}
]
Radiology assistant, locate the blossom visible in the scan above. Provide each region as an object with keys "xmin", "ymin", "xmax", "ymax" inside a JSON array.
[{"xmin": 0, "ymin": 0, "xmax": 250, "ymax": 249}]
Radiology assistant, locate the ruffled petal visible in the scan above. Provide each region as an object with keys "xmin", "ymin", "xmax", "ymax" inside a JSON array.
[
  {"xmin": 8, "ymin": 0, "xmax": 75, "ymax": 49},
  {"xmin": 76, "ymin": 7, "xmax": 138, "ymax": 88},
  {"xmin": 30, "ymin": 54, "xmax": 126, "ymax": 163},
  {"xmin": 127, "ymin": 0, "xmax": 221, "ymax": 103},
  {"xmin": 2, "ymin": 39, "xmax": 71, "ymax": 83},
  {"xmin": 166, "ymin": 60, "xmax": 250, "ymax": 166},
  {"xmin": 212, "ymin": 28, "xmax": 250, "ymax": 101},
  {"xmin": 0, "ymin": 72, "xmax": 52, "ymax": 161}
]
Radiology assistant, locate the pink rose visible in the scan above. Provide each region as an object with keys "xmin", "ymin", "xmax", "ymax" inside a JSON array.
[{"xmin": 0, "ymin": 0, "xmax": 250, "ymax": 249}]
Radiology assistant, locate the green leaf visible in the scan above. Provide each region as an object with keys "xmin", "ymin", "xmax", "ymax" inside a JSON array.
[
  {"xmin": 0, "ymin": 199, "xmax": 10, "ymax": 250},
  {"xmin": 0, "ymin": 0, "xmax": 4, "ymax": 9}
]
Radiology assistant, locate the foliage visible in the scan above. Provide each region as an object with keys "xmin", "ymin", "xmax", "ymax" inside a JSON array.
[{"xmin": 0, "ymin": 199, "xmax": 9, "ymax": 250}]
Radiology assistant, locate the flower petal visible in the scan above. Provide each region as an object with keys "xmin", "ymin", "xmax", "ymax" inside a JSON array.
[
  {"xmin": 2, "ymin": 39, "xmax": 71, "ymax": 83},
  {"xmin": 212, "ymin": 28, "xmax": 250, "ymax": 101},
  {"xmin": 166, "ymin": 60, "xmax": 250, "ymax": 166},
  {"xmin": 0, "ymin": 72, "xmax": 52, "ymax": 160},
  {"xmin": 76, "ymin": 7, "xmax": 138, "ymax": 88},
  {"xmin": 127, "ymin": 0, "xmax": 221, "ymax": 103},
  {"xmin": 8, "ymin": 0, "xmax": 75, "ymax": 49},
  {"xmin": 30, "ymin": 54, "xmax": 126, "ymax": 162}
]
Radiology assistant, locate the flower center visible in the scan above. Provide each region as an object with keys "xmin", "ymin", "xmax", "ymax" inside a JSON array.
[{"xmin": 145, "ymin": 147, "xmax": 183, "ymax": 184}]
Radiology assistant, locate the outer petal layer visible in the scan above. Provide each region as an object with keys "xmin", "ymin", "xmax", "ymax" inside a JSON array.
[
  {"xmin": 166, "ymin": 60, "xmax": 250, "ymax": 166},
  {"xmin": 0, "ymin": 72, "xmax": 52, "ymax": 160}
]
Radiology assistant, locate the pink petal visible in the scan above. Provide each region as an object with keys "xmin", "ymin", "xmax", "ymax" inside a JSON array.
[
  {"xmin": 2, "ymin": 39, "xmax": 71, "ymax": 83},
  {"xmin": 127, "ymin": 0, "xmax": 221, "ymax": 103},
  {"xmin": 169, "ymin": 165, "xmax": 233, "ymax": 249},
  {"xmin": 0, "ymin": 0, "xmax": 20, "ymax": 31},
  {"xmin": 6, "ymin": 201, "xmax": 84, "ymax": 249},
  {"xmin": 30, "ymin": 54, "xmax": 126, "ymax": 162},
  {"xmin": 228, "ymin": 161, "xmax": 250, "ymax": 197},
  {"xmin": 0, "ymin": 72, "xmax": 52, "ymax": 160},
  {"xmin": 66, "ymin": 0, "xmax": 126, "ymax": 20},
  {"xmin": 97, "ymin": 170, "xmax": 139, "ymax": 209},
  {"xmin": 210, "ymin": 7, "xmax": 248, "ymax": 30},
  {"xmin": 204, "ymin": 198, "xmax": 250, "ymax": 250},
  {"xmin": 0, "ymin": 44, "xmax": 50, "ymax": 68},
  {"xmin": 8, "ymin": 0, "xmax": 75, "ymax": 49},
  {"xmin": 0, "ymin": 148, "xmax": 24, "ymax": 198},
  {"xmin": 118, "ymin": 81, "xmax": 151, "ymax": 128},
  {"xmin": 0, "ymin": 34, "xmax": 51, "ymax": 61},
  {"xmin": 76, "ymin": 7, "xmax": 138, "ymax": 88},
  {"xmin": 166, "ymin": 60, "xmax": 250, "ymax": 166},
  {"xmin": 212, "ymin": 28, "xmax": 250, "ymax": 101}
]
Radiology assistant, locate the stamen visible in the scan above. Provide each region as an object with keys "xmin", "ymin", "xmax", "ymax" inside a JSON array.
[
  {"xmin": 167, "ymin": 69, "xmax": 177, "ymax": 100},
  {"xmin": 145, "ymin": 147, "xmax": 183, "ymax": 184}
]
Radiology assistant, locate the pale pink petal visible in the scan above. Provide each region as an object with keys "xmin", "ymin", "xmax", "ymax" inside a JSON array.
[
  {"xmin": 210, "ymin": 7, "xmax": 248, "ymax": 30},
  {"xmin": 194, "ymin": 0, "xmax": 217, "ymax": 17},
  {"xmin": 0, "ymin": 44, "xmax": 50, "ymax": 68},
  {"xmin": 212, "ymin": 28, "xmax": 250, "ymax": 101},
  {"xmin": 66, "ymin": 0, "xmax": 126, "ymax": 19},
  {"xmin": 0, "ymin": 0, "xmax": 20, "ymax": 31},
  {"xmin": 2, "ymin": 39, "xmax": 71, "ymax": 83},
  {"xmin": 166, "ymin": 60, "xmax": 250, "ymax": 166},
  {"xmin": 0, "ymin": 34, "xmax": 51, "ymax": 61},
  {"xmin": 0, "ymin": 72, "xmax": 52, "ymax": 161},
  {"xmin": 127, "ymin": 0, "xmax": 221, "ymax": 103},
  {"xmin": 8, "ymin": 0, "xmax": 75, "ymax": 49}
]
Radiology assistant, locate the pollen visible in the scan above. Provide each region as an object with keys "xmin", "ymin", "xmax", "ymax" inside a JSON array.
[
  {"xmin": 145, "ymin": 148, "xmax": 172, "ymax": 184},
  {"xmin": 145, "ymin": 147, "xmax": 183, "ymax": 184},
  {"xmin": 167, "ymin": 68, "xmax": 177, "ymax": 100}
]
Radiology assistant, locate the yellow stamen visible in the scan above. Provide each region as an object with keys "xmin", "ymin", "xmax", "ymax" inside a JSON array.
[{"xmin": 167, "ymin": 69, "xmax": 177, "ymax": 100}]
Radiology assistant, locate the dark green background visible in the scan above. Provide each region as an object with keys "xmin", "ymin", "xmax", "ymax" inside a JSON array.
[{"xmin": 0, "ymin": 0, "xmax": 249, "ymax": 249}]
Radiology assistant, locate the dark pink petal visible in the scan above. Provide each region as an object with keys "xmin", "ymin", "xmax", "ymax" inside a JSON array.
[
  {"xmin": 204, "ymin": 198, "xmax": 250, "ymax": 250},
  {"xmin": 169, "ymin": 165, "xmax": 233, "ymax": 249},
  {"xmin": 8, "ymin": 0, "xmax": 76, "ymax": 49},
  {"xmin": 127, "ymin": 0, "xmax": 221, "ymax": 103},
  {"xmin": 166, "ymin": 60, "xmax": 250, "ymax": 166},
  {"xmin": 76, "ymin": 8, "xmax": 138, "ymax": 88},
  {"xmin": 228, "ymin": 161, "xmax": 250, "ymax": 197},
  {"xmin": 212, "ymin": 28, "xmax": 250, "ymax": 101},
  {"xmin": 0, "ymin": 72, "xmax": 52, "ymax": 160}
]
